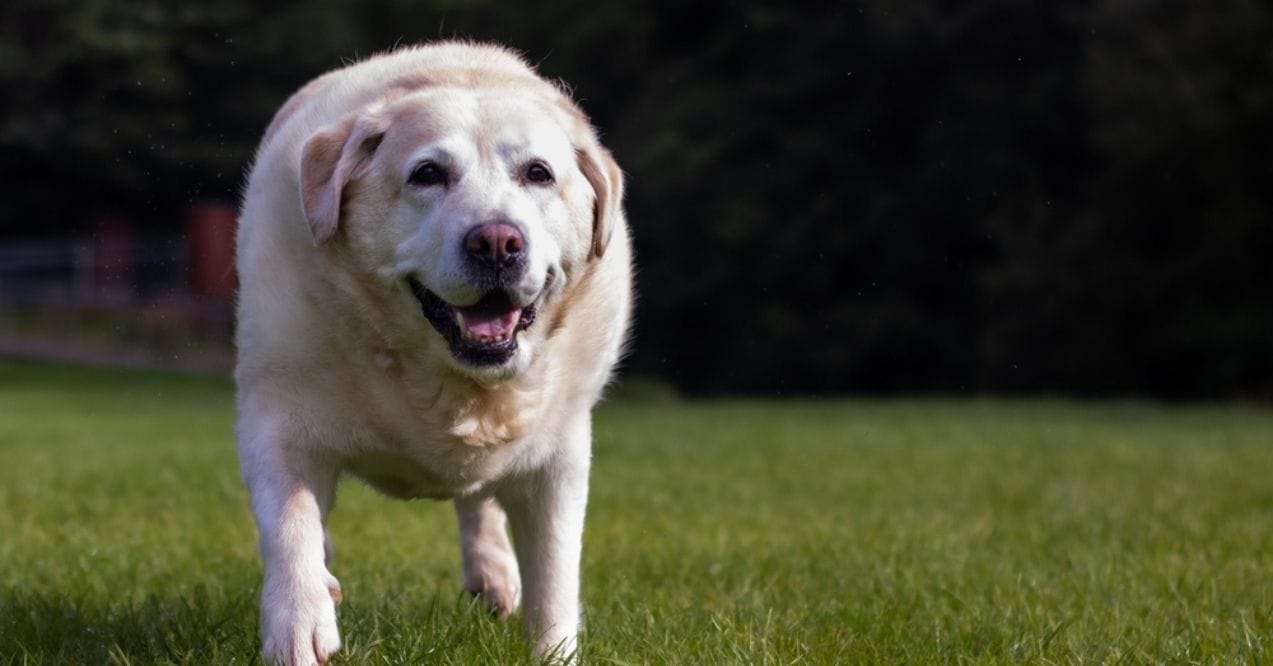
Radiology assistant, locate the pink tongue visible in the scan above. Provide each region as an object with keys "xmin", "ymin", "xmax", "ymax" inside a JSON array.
[{"xmin": 460, "ymin": 307, "xmax": 520, "ymax": 338}]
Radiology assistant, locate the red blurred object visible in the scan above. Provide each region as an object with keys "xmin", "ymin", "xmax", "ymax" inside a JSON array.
[
  {"xmin": 186, "ymin": 203, "xmax": 237, "ymax": 299},
  {"xmin": 92, "ymin": 215, "xmax": 134, "ymax": 291}
]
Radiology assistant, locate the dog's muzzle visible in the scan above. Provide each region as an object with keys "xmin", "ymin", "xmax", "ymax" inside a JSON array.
[{"xmin": 407, "ymin": 277, "xmax": 537, "ymax": 366}]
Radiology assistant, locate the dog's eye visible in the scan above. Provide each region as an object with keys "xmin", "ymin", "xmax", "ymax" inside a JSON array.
[
  {"xmin": 408, "ymin": 161, "xmax": 448, "ymax": 187},
  {"xmin": 525, "ymin": 162, "xmax": 554, "ymax": 185}
]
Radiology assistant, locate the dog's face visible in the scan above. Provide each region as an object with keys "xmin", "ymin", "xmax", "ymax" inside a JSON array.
[{"xmin": 299, "ymin": 87, "xmax": 622, "ymax": 381}]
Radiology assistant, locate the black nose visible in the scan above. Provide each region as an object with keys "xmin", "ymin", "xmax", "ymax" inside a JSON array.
[{"xmin": 464, "ymin": 223, "xmax": 525, "ymax": 268}]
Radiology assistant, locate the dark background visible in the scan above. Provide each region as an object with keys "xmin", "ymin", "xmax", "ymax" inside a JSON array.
[{"xmin": 1, "ymin": 0, "xmax": 1270, "ymax": 398}]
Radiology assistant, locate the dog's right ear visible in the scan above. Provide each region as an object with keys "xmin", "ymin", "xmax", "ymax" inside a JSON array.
[{"xmin": 300, "ymin": 114, "xmax": 386, "ymax": 244}]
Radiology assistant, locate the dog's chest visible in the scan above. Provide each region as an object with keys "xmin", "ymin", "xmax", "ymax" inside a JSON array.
[
  {"xmin": 344, "ymin": 450, "xmax": 484, "ymax": 499},
  {"xmin": 334, "ymin": 355, "xmax": 547, "ymax": 498},
  {"xmin": 341, "ymin": 419, "xmax": 532, "ymax": 498}
]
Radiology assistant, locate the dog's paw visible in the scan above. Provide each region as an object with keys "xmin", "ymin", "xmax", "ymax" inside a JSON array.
[
  {"xmin": 261, "ymin": 572, "xmax": 342, "ymax": 665},
  {"xmin": 532, "ymin": 630, "xmax": 580, "ymax": 665},
  {"xmin": 463, "ymin": 548, "xmax": 521, "ymax": 617}
]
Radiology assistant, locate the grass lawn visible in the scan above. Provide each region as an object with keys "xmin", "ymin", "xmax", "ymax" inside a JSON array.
[{"xmin": 1, "ymin": 359, "xmax": 1271, "ymax": 664}]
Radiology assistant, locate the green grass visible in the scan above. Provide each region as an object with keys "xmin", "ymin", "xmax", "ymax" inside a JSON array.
[{"xmin": 1, "ymin": 359, "xmax": 1272, "ymax": 664}]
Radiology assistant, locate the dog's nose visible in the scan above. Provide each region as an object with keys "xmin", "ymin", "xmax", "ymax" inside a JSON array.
[{"xmin": 464, "ymin": 223, "xmax": 525, "ymax": 268}]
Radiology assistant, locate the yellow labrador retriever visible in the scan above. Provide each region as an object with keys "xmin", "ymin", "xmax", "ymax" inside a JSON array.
[{"xmin": 235, "ymin": 42, "xmax": 631, "ymax": 664}]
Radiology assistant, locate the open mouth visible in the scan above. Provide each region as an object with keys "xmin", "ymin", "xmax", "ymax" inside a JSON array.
[{"xmin": 407, "ymin": 277, "xmax": 537, "ymax": 366}]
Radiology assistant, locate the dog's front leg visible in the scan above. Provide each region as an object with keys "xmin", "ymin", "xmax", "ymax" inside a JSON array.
[
  {"xmin": 239, "ymin": 422, "xmax": 342, "ymax": 666},
  {"xmin": 501, "ymin": 423, "xmax": 592, "ymax": 662},
  {"xmin": 455, "ymin": 495, "xmax": 522, "ymax": 616}
]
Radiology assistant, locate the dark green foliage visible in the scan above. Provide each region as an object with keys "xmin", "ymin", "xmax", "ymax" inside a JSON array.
[{"xmin": 1, "ymin": 1, "xmax": 1269, "ymax": 396}]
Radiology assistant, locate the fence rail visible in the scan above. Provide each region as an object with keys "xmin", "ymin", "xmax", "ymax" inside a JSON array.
[{"xmin": 0, "ymin": 237, "xmax": 189, "ymax": 306}]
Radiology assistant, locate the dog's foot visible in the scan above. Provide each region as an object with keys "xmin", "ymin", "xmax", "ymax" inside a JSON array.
[
  {"xmin": 532, "ymin": 630, "xmax": 580, "ymax": 664},
  {"xmin": 463, "ymin": 548, "xmax": 521, "ymax": 617},
  {"xmin": 261, "ymin": 571, "xmax": 342, "ymax": 665}
]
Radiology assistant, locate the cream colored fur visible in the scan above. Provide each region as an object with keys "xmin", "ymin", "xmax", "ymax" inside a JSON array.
[{"xmin": 235, "ymin": 41, "xmax": 631, "ymax": 665}]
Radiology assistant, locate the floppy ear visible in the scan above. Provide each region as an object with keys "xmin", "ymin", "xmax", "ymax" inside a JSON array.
[
  {"xmin": 300, "ymin": 114, "xmax": 385, "ymax": 244},
  {"xmin": 576, "ymin": 144, "xmax": 625, "ymax": 259}
]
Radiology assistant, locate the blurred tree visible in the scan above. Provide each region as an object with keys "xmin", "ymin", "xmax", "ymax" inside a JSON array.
[
  {"xmin": 0, "ymin": 0, "xmax": 378, "ymax": 233},
  {"xmin": 2, "ymin": 0, "xmax": 232, "ymax": 228},
  {"xmin": 0, "ymin": 0, "xmax": 1268, "ymax": 397},
  {"xmin": 1087, "ymin": 0, "xmax": 1273, "ymax": 397},
  {"xmin": 978, "ymin": 0, "xmax": 1273, "ymax": 397},
  {"xmin": 616, "ymin": 0, "xmax": 1092, "ymax": 393}
]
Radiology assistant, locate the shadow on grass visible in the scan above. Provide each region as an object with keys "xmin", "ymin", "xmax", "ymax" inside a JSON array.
[
  {"xmin": 0, "ymin": 583, "xmax": 540, "ymax": 664},
  {"xmin": 0, "ymin": 584, "xmax": 259, "ymax": 664}
]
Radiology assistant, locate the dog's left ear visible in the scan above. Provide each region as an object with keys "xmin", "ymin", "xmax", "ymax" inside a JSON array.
[
  {"xmin": 576, "ymin": 143, "xmax": 624, "ymax": 259},
  {"xmin": 300, "ymin": 113, "xmax": 386, "ymax": 244}
]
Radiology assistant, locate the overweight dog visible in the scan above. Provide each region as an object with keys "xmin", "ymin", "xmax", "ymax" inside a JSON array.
[{"xmin": 235, "ymin": 42, "xmax": 631, "ymax": 664}]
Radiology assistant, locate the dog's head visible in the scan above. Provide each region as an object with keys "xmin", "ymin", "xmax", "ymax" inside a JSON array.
[{"xmin": 298, "ymin": 81, "xmax": 622, "ymax": 382}]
